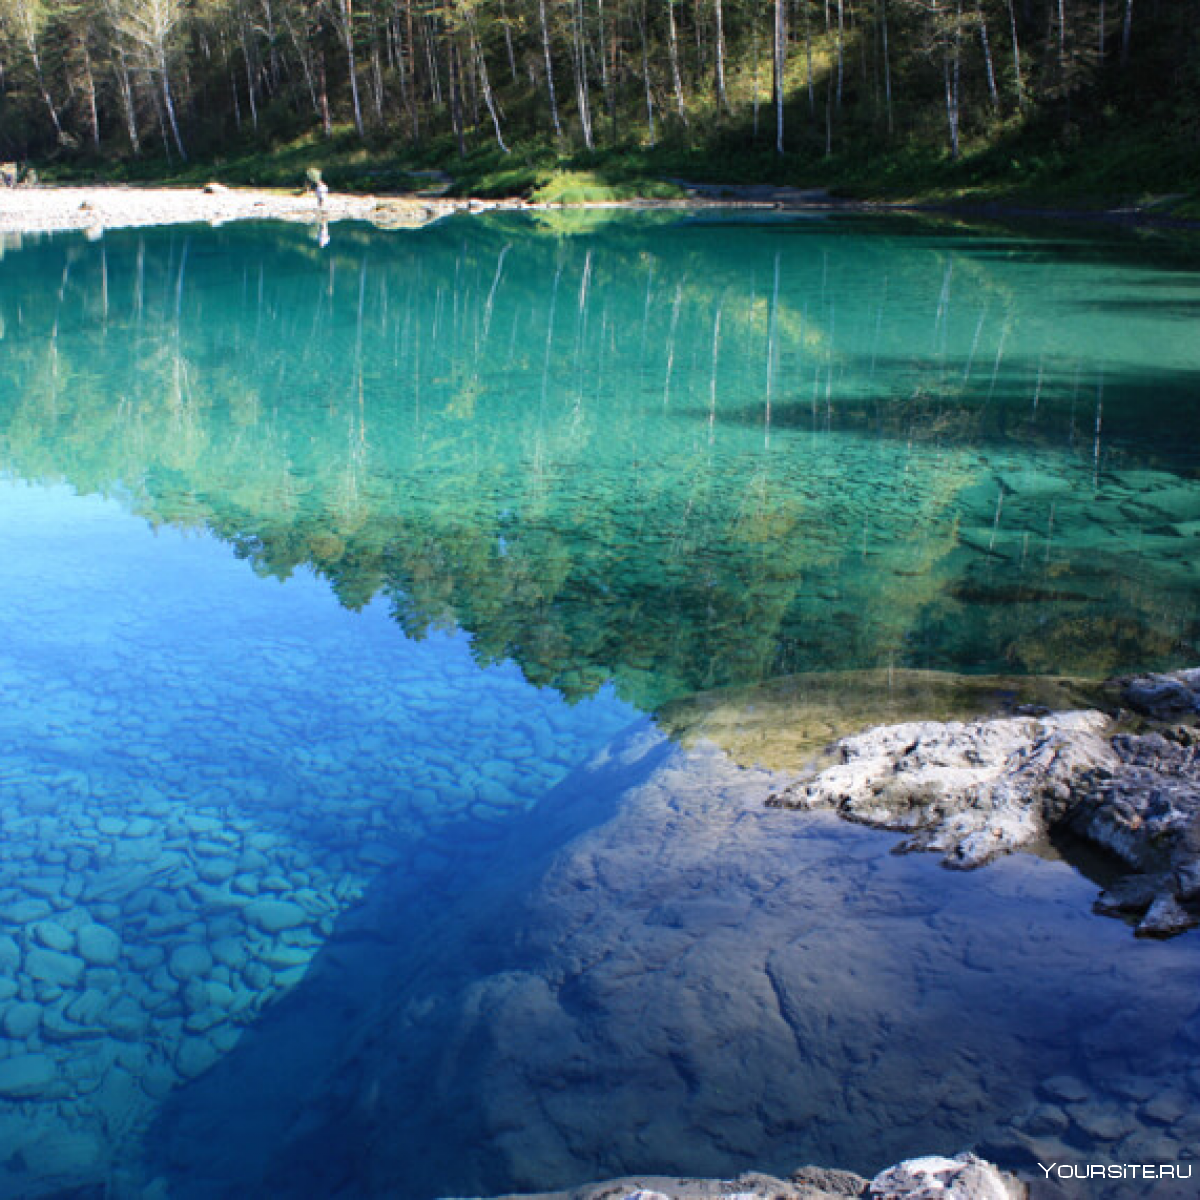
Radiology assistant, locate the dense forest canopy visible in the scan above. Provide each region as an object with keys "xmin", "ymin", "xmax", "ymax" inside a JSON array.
[{"xmin": 0, "ymin": 0, "xmax": 1197, "ymax": 184}]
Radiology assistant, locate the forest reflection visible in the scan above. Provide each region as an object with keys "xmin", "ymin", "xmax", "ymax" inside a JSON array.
[{"xmin": 1, "ymin": 212, "xmax": 1198, "ymax": 710}]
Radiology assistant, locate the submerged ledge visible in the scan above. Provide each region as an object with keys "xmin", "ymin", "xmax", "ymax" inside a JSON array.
[{"xmin": 666, "ymin": 667, "xmax": 1200, "ymax": 938}]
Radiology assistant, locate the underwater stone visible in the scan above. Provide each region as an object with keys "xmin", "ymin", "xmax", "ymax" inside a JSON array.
[
  {"xmin": 2, "ymin": 1001, "xmax": 42, "ymax": 1039},
  {"xmin": 257, "ymin": 943, "xmax": 312, "ymax": 970},
  {"xmin": 65, "ymin": 988, "xmax": 109, "ymax": 1027},
  {"xmin": 33, "ymin": 920, "xmax": 76, "ymax": 954},
  {"xmin": 169, "ymin": 943, "xmax": 214, "ymax": 981},
  {"xmin": 1068, "ymin": 1102, "xmax": 1134, "ymax": 1142},
  {"xmin": 0, "ymin": 935, "xmax": 20, "ymax": 973},
  {"xmin": 183, "ymin": 978, "xmax": 211, "ymax": 1014},
  {"xmin": 0, "ymin": 898, "xmax": 53, "ymax": 924},
  {"xmin": 244, "ymin": 898, "xmax": 308, "ymax": 933},
  {"xmin": 76, "ymin": 923, "xmax": 122, "ymax": 967},
  {"xmin": 0, "ymin": 1053, "xmax": 58, "ymax": 1098},
  {"xmin": 175, "ymin": 1036, "xmax": 221, "ymax": 1079},
  {"xmin": 105, "ymin": 996, "xmax": 149, "ymax": 1040},
  {"xmin": 210, "ymin": 937, "xmax": 249, "ymax": 971},
  {"xmin": 207, "ymin": 981, "xmax": 235, "ymax": 1008},
  {"xmin": 19, "ymin": 1128, "xmax": 106, "ymax": 1179},
  {"xmin": 0, "ymin": 979, "xmax": 18, "ymax": 1001},
  {"xmin": 25, "ymin": 946, "xmax": 86, "ymax": 989},
  {"xmin": 141, "ymin": 1063, "xmax": 178, "ymax": 1100},
  {"xmin": 242, "ymin": 962, "xmax": 272, "ymax": 990}
]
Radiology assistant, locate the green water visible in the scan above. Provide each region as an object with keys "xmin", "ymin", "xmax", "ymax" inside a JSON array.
[
  {"xmin": 1, "ymin": 212, "xmax": 1200, "ymax": 1197},
  {"xmin": 3, "ymin": 212, "xmax": 1199, "ymax": 706}
]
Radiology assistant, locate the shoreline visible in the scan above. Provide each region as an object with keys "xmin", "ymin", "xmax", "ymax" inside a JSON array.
[{"xmin": 3, "ymin": 182, "xmax": 1198, "ymax": 236}]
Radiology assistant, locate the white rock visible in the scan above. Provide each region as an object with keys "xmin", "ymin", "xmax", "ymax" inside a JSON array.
[{"xmin": 870, "ymin": 1153, "xmax": 1023, "ymax": 1199}]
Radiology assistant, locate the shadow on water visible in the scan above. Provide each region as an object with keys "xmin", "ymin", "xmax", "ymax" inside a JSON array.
[
  {"xmin": 143, "ymin": 720, "xmax": 669, "ymax": 1198},
  {"xmin": 143, "ymin": 724, "xmax": 1200, "ymax": 1200}
]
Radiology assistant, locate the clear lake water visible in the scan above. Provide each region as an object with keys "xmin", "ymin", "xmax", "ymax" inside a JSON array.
[{"xmin": 0, "ymin": 212, "xmax": 1198, "ymax": 1197}]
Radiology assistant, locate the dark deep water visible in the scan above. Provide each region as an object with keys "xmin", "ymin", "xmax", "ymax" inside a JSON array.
[{"xmin": 0, "ymin": 212, "xmax": 1198, "ymax": 1197}]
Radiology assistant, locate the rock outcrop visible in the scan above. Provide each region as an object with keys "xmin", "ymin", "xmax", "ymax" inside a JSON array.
[
  {"xmin": 766, "ymin": 670, "xmax": 1200, "ymax": 937},
  {"xmin": 470, "ymin": 1152, "xmax": 1023, "ymax": 1199}
]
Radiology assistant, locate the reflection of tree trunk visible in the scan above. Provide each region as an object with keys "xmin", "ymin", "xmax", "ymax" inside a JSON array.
[{"xmin": 1121, "ymin": 0, "xmax": 1133, "ymax": 67}]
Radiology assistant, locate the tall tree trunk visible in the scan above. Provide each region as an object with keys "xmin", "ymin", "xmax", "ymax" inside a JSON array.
[
  {"xmin": 713, "ymin": 0, "xmax": 728, "ymax": 110},
  {"xmin": 25, "ymin": 34, "xmax": 64, "ymax": 138},
  {"xmin": 470, "ymin": 18, "xmax": 509, "ymax": 152},
  {"xmin": 977, "ymin": 1, "xmax": 999, "ymax": 111},
  {"xmin": 240, "ymin": 13, "xmax": 259, "ymax": 131},
  {"xmin": 340, "ymin": 0, "xmax": 365, "ymax": 136},
  {"xmin": 447, "ymin": 37, "xmax": 466, "ymax": 156},
  {"xmin": 835, "ymin": 0, "xmax": 845, "ymax": 110},
  {"xmin": 114, "ymin": 40, "xmax": 141, "ymax": 153},
  {"xmin": 81, "ymin": 39, "xmax": 101, "ymax": 151},
  {"xmin": 773, "ymin": 0, "xmax": 785, "ymax": 152},
  {"xmin": 639, "ymin": 0, "xmax": 655, "ymax": 143},
  {"xmin": 161, "ymin": 51, "xmax": 187, "ymax": 160},
  {"xmin": 666, "ymin": 0, "xmax": 687, "ymax": 124},
  {"xmin": 538, "ymin": 0, "xmax": 563, "ymax": 138},
  {"xmin": 317, "ymin": 49, "xmax": 333, "ymax": 136},
  {"xmin": 1005, "ymin": 0, "xmax": 1025, "ymax": 108},
  {"xmin": 943, "ymin": 0, "xmax": 962, "ymax": 159},
  {"xmin": 1120, "ymin": 0, "xmax": 1133, "ymax": 67},
  {"xmin": 572, "ymin": 0, "xmax": 594, "ymax": 146},
  {"xmin": 881, "ymin": 0, "xmax": 893, "ymax": 134}
]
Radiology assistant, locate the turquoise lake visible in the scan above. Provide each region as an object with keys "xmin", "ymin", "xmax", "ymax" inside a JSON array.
[{"xmin": 0, "ymin": 212, "xmax": 1199, "ymax": 1197}]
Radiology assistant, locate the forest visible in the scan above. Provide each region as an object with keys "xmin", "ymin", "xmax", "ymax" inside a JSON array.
[{"xmin": 0, "ymin": 1, "xmax": 1197, "ymax": 200}]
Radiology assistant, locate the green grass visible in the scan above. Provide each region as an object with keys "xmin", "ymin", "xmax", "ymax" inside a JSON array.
[{"xmin": 35, "ymin": 112, "xmax": 1200, "ymax": 222}]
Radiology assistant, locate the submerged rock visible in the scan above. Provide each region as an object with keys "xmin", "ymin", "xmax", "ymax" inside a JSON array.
[
  {"xmin": 0, "ymin": 1053, "xmax": 58, "ymax": 1099},
  {"xmin": 766, "ymin": 669, "xmax": 1200, "ymax": 936},
  {"xmin": 766, "ymin": 711, "xmax": 1115, "ymax": 868}
]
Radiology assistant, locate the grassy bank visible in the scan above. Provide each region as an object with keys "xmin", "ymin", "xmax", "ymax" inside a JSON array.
[{"xmin": 38, "ymin": 118, "xmax": 1200, "ymax": 221}]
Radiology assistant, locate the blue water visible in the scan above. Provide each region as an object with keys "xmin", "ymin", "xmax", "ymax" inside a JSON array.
[{"xmin": 0, "ymin": 213, "xmax": 1198, "ymax": 1197}]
